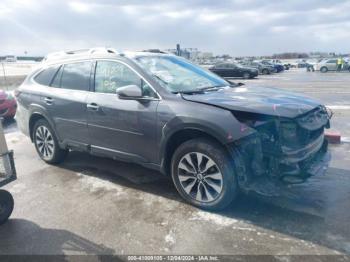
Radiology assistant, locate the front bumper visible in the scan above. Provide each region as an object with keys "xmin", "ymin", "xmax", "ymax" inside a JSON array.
[
  {"xmin": 234, "ymin": 133, "xmax": 331, "ymax": 186},
  {"xmin": 279, "ymin": 140, "xmax": 330, "ymax": 183}
]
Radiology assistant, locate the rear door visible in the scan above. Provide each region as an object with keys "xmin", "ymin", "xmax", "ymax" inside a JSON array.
[
  {"xmin": 86, "ymin": 60, "xmax": 159, "ymax": 163},
  {"xmin": 43, "ymin": 61, "xmax": 92, "ymax": 149}
]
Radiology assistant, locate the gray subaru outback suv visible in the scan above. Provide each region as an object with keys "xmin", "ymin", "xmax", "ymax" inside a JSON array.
[{"xmin": 16, "ymin": 48, "xmax": 331, "ymax": 210}]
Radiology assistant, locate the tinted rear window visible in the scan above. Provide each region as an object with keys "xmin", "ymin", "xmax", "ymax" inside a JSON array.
[
  {"xmin": 34, "ymin": 66, "xmax": 60, "ymax": 86},
  {"xmin": 60, "ymin": 61, "xmax": 91, "ymax": 91}
]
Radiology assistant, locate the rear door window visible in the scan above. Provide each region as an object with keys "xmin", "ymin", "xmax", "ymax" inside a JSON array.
[
  {"xmin": 60, "ymin": 61, "xmax": 92, "ymax": 91},
  {"xmin": 34, "ymin": 66, "xmax": 60, "ymax": 86}
]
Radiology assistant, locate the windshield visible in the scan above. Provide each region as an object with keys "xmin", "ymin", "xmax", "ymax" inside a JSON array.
[{"xmin": 134, "ymin": 55, "xmax": 229, "ymax": 93}]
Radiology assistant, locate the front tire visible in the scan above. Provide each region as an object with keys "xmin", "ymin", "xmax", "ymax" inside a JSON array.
[
  {"xmin": 171, "ymin": 138, "xmax": 238, "ymax": 210},
  {"xmin": 33, "ymin": 119, "xmax": 68, "ymax": 164},
  {"xmin": 243, "ymin": 72, "xmax": 251, "ymax": 79},
  {"xmin": 0, "ymin": 190, "xmax": 14, "ymax": 225},
  {"xmin": 262, "ymin": 69, "xmax": 269, "ymax": 75},
  {"xmin": 320, "ymin": 67, "xmax": 328, "ymax": 73}
]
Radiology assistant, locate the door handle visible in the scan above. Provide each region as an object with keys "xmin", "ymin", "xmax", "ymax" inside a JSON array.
[
  {"xmin": 87, "ymin": 103, "xmax": 99, "ymax": 111},
  {"xmin": 44, "ymin": 97, "xmax": 53, "ymax": 105}
]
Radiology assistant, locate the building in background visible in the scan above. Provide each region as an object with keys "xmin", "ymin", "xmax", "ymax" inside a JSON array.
[{"xmin": 165, "ymin": 44, "xmax": 212, "ymax": 63}]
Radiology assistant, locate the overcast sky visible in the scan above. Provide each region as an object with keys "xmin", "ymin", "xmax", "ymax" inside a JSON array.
[{"xmin": 1, "ymin": 0, "xmax": 350, "ymax": 56}]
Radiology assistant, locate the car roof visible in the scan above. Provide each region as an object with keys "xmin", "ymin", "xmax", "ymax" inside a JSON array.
[{"xmin": 41, "ymin": 48, "xmax": 172, "ymax": 67}]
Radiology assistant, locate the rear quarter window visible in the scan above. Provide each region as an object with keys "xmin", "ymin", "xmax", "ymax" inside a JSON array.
[{"xmin": 33, "ymin": 66, "xmax": 60, "ymax": 86}]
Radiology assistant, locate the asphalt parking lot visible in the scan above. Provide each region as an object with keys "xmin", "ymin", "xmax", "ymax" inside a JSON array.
[{"xmin": 1, "ymin": 69, "xmax": 350, "ymax": 256}]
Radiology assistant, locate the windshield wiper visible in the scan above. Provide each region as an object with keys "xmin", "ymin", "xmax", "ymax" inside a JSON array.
[
  {"xmin": 198, "ymin": 85, "xmax": 226, "ymax": 91},
  {"xmin": 152, "ymin": 74, "xmax": 169, "ymax": 84},
  {"xmin": 174, "ymin": 85, "xmax": 226, "ymax": 95}
]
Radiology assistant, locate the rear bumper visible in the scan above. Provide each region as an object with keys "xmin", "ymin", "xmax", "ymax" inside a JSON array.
[{"xmin": 15, "ymin": 103, "xmax": 30, "ymax": 137}]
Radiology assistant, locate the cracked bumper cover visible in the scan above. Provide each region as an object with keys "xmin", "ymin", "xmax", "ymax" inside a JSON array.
[
  {"xmin": 232, "ymin": 133, "xmax": 331, "ymax": 186},
  {"xmin": 279, "ymin": 138, "xmax": 330, "ymax": 180}
]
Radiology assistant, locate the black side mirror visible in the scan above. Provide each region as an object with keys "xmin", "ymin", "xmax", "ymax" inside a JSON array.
[{"xmin": 116, "ymin": 85, "xmax": 142, "ymax": 99}]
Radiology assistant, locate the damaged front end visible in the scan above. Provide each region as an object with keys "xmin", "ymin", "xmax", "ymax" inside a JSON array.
[{"xmin": 230, "ymin": 106, "xmax": 332, "ymax": 196}]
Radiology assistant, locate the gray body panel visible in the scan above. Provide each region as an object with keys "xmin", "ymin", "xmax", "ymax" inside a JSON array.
[
  {"xmin": 182, "ymin": 86, "xmax": 322, "ymax": 118},
  {"xmin": 86, "ymin": 92, "xmax": 159, "ymax": 163},
  {"xmin": 42, "ymin": 87, "xmax": 89, "ymax": 147}
]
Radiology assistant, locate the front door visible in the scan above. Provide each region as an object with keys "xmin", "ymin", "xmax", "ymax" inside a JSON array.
[{"xmin": 87, "ymin": 60, "xmax": 159, "ymax": 163}]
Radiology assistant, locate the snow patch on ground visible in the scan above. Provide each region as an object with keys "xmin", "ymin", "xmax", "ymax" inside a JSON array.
[
  {"xmin": 10, "ymin": 183, "xmax": 26, "ymax": 193},
  {"xmin": 76, "ymin": 173, "xmax": 126, "ymax": 196},
  {"xmin": 190, "ymin": 210, "xmax": 238, "ymax": 227},
  {"xmin": 165, "ymin": 230, "xmax": 176, "ymax": 245},
  {"xmin": 8, "ymin": 137, "xmax": 20, "ymax": 143},
  {"xmin": 231, "ymin": 226, "xmax": 256, "ymax": 232}
]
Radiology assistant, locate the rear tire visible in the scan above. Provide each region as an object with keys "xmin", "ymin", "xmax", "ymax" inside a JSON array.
[
  {"xmin": 0, "ymin": 190, "xmax": 14, "ymax": 225},
  {"xmin": 33, "ymin": 119, "xmax": 68, "ymax": 164},
  {"xmin": 171, "ymin": 138, "xmax": 238, "ymax": 210}
]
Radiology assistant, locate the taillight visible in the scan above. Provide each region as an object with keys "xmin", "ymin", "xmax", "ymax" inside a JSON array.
[{"xmin": 14, "ymin": 89, "xmax": 21, "ymax": 98}]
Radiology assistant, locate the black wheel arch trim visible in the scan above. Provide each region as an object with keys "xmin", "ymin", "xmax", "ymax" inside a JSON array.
[
  {"xmin": 158, "ymin": 118, "xmax": 253, "ymax": 174},
  {"xmin": 28, "ymin": 104, "xmax": 61, "ymax": 143}
]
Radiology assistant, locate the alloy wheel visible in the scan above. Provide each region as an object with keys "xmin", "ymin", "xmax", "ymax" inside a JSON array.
[
  {"xmin": 177, "ymin": 152, "xmax": 223, "ymax": 203},
  {"xmin": 35, "ymin": 126, "xmax": 55, "ymax": 160}
]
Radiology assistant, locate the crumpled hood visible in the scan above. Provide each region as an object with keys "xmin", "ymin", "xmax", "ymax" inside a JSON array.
[{"xmin": 182, "ymin": 86, "xmax": 322, "ymax": 118}]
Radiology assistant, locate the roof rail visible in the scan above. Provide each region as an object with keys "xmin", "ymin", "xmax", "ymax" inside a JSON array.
[{"xmin": 42, "ymin": 47, "xmax": 119, "ymax": 63}]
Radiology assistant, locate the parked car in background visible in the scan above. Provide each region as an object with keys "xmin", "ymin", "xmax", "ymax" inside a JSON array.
[
  {"xmin": 259, "ymin": 60, "xmax": 284, "ymax": 73},
  {"xmin": 209, "ymin": 63, "xmax": 258, "ymax": 79},
  {"xmin": 16, "ymin": 48, "xmax": 331, "ymax": 210},
  {"xmin": 296, "ymin": 61, "xmax": 308, "ymax": 68},
  {"xmin": 239, "ymin": 61, "xmax": 274, "ymax": 75},
  {"xmin": 0, "ymin": 90, "xmax": 17, "ymax": 119},
  {"xmin": 305, "ymin": 60, "xmax": 320, "ymax": 72},
  {"xmin": 269, "ymin": 59, "xmax": 290, "ymax": 70},
  {"xmin": 314, "ymin": 59, "xmax": 350, "ymax": 72},
  {"xmin": 283, "ymin": 64, "xmax": 290, "ymax": 70}
]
